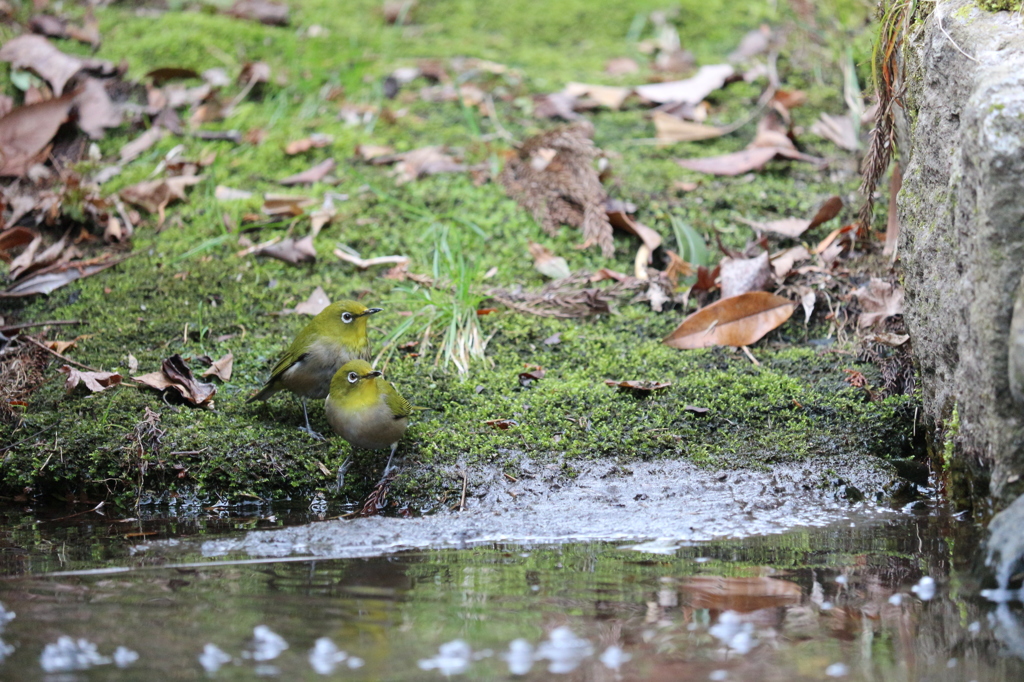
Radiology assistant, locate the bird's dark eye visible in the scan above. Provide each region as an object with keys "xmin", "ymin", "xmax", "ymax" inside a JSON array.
[
  {"xmin": 341, "ymin": 312, "xmax": 354, "ymax": 323},
  {"xmin": 347, "ymin": 372, "xmax": 359, "ymax": 383}
]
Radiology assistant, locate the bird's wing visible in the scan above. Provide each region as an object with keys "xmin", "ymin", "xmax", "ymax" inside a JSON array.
[{"xmin": 383, "ymin": 382, "xmax": 413, "ymax": 419}]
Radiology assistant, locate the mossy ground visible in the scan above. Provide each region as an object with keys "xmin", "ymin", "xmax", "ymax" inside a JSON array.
[{"xmin": 0, "ymin": 0, "xmax": 917, "ymax": 509}]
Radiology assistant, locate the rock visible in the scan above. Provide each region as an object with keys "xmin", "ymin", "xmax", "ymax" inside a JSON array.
[{"xmin": 898, "ymin": 0, "xmax": 1024, "ymax": 505}]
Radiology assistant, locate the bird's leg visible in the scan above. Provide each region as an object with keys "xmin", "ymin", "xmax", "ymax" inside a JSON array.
[
  {"xmin": 298, "ymin": 398, "xmax": 325, "ymax": 440},
  {"xmin": 335, "ymin": 457, "xmax": 352, "ymax": 491},
  {"xmin": 378, "ymin": 442, "xmax": 399, "ymax": 484}
]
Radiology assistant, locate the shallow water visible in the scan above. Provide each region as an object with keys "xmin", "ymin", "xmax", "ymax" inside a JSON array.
[{"xmin": 0, "ymin": 501, "xmax": 1021, "ymax": 681}]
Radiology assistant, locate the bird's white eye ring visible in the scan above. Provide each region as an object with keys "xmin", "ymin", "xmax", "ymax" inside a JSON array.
[
  {"xmin": 341, "ymin": 312, "xmax": 354, "ymax": 323},
  {"xmin": 347, "ymin": 372, "xmax": 359, "ymax": 383}
]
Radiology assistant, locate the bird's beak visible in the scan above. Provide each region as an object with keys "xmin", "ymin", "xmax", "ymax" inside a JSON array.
[
  {"xmin": 364, "ymin": 371, "xmax": 383, "ymax": 379},
  {"xmin": 358, "ymin": 308, "xmax": 383, "ymax": 317}
]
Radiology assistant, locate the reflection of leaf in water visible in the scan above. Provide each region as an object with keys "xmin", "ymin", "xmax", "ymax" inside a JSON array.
[{"xmin": 682, "ymin": 576, "xmax": 803, "ymax": 612}]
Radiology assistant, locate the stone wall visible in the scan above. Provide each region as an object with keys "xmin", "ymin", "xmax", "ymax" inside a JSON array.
[{"xmin": 898, "ymin": 0, "xmax": 1024, "ymax": 506}]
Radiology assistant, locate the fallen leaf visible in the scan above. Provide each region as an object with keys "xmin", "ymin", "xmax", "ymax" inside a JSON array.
[
  {"xmin": 1, "ymin": 257, "xmax": 124, "ymax": 298},
  {"xmin": 682, "ymin": 575, "xmax": 802, "ymax": 612},
  {"xmin": 590, "ymin": 268, "xmax": 631, "ymax": 283},
  {"xmin": 663, "ymin": 291, "xmax": 796, "ymax": 349},
  {"xmin": 279, "ymin": 157, "xmax": 336, "ymax": 186},
  {"xmin": 354, "ymin": 144, "xmax": 395, "ymax": 161},
  {"xmin": 605, "ymin": 57, "xmax": 639, "ymax": 75},
  {"xmin": 238, "ymin": 61, "xmax": 271, "ymax": 84},
  {"xmin": 226, "ymin": 0, "xmax": 289, "ymax": 26},
  {"xmin": 529, "ymin": 242, "xmax": 570, "ymax": 280},
  {"xmin": 683, "ymin": 405, "xmax": 710, "ymax": 415},
  {"xmin": 74, "ymin": 77, "xmax": 121, "ymax": 139},
  {"xmin": 201, "ymin": 352, "xmax": 234, "ymax": 381},
  {"xmin": 844, "ymin": 369, "xmax": 867, "ymax": 388},
  {"xmin": 0, "ymin": 92, "xmax": 76, "ymax": 177},
  {"xmin": 799, "ymin": 287, "xmax": 816, "ymax": 323},
  {"xmin": 390, "ymin": 146, "xmax": 466, "ymax": 184},
  {"xmin": 145, "ymin": 67, "xmax": 201, "ymax": 84},
  {"xmin": 0, "ymin": 35, "xmax": 113, "ymax": 95},
  {"xmin": 868, "ymin": 332, "xmax": 910, "ymax": 347},
  {"xmin": 605, "ymin": 206, "xmax": 662, "ymax": 252},
  {"xmin": 738, "ymin": 195, "xmax": 843, "ymax": 239},
  {"xmin": 814, "ymin": 223, "xmax": 856, "ymax": 255},
  {"xmin": 728, "ymin": 26, "xmax": 773, "ymax": 62},
  {"xmin": 134, "ymin": 354, "xmax": 216, "ymax": 408},
  {"xmin": 653, "ymin": 111, "xmax": 726, "ymax": 143},
  {"xmin": 215, "ymin": 185, "xmax": 253, "ymax": 201},
  {"xmin": 120, "ymin": 175, "xmax": 203, "ymax": 225},
  {"xmin": 810, "ymin": 112, "xmax": 859, "ymax": 151},
  {"xmin": 770, "ymin": 245, "xmax": 810, "ymax": 279},
  {"xmin": 604, "ymin": 379, "xmax": 671, "ymax": 393},
  {"xmin": 119, "ymin": 126, "xmax": 166, "ymax": 164},
  {"xmin": 518, "ymin": 367, "xmax": 545, "ymax": 386},
  {"xmin": 773, "ymin": 89, "xmax": 807, "ymax": 109},
  {"xmin": 719, "ymin": 252, "xmax": 772, "ymax": 299},
  {"xmin": 675, "ymin": 146, "xmax": 779, "ymax": 176},
  {"xmin": 58, "ymin": 365, "xmax": 122, "ymax": 394},
  {"xmin": 542, "ymin": 333, "xmax": 561, "ymax": 345},
  {"xmin": 808, "ymin": 196, "xmax": 844, "ymax": 230},
  {"xmin": 853, "ymin": 278, "xmax": 904, "ymax": 328},
  {"xmin": 284, "ymin": 134, "xmax": 332, "ymax": 155},
  {"xmin": 255, "ymin": 236, "xmax": 316, "ymax": 264},
  {"xmin": 46, "ymin": 338, "xmax": 77, "ymax": 353},
  {"xmin": 484, "ymin": 418, "xmax": 518, "ymax": 430},
  {"xmin": 263, "ymin": 193, "xmax": 316, "ymax": 216},
  {"xmin": 532, "ymin": 91, "xmax": 580, "ymax": 121},
  {"xmin": 635, "ymin": 64, "xmax": 734, "ymax": 104},
  {"xmin": 564, "ymin": 82, "xmax": 631, "ymax": 109},
  {"xmin": 290, "ymin": 286, "xmax": 331, "ymax": 315},
  {"xmin": 0, "ymin": 226, "xmax": 38, "ymax": 257}
]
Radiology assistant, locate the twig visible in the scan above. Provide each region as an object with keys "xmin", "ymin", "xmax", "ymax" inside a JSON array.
[
  {"xmin": 49, "ymin": 501, "xmax": 105, "ymax": 523},
  {"xmin": 0, "ymin": 320, "xmax": 83, "ymax": 334},
  {"xmin": 740, "ymin": 345, "xmax": 760, "ymax": 366},
  {"xmin": 333, "ymin": 249, "xmax": 410, "ymax": 270},
  {"xmin": 458, "ymin": 469, "xmax": 468, "ymax": 511},
  {"xmin": 0, "ymin": 424, "xmax": 58, "ymax": 455},
  {"xmin": 938, "ymin": 16, "xmax": 980, "ymax": 64},
  {"xmin": 21, "ymin": 335, "xmax": 102, "ymax": 372},
  {"xmin": 484, "ymin": 94, "xmax": 517, "ymax": 143}
]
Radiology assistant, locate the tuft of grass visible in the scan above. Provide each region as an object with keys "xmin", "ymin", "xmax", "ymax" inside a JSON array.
[{"xmin": 377, "ymin": 226, "xmax": 492, "ymax": 374}]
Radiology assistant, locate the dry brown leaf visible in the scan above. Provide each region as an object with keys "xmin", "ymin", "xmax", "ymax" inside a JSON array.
[
  {"xmin": 810, "ymin": 112, "xmax": 859, "ymax": 151},
  {"xmin": 119, "ymin": 126, "xmax": 166, "ymax": 164},
  {"xmin": 773, "ymin": 89, "xmax": 807, "ymax": 109},
  {"xmin": 663, "ymin": 249, "xmax": 694, "ymax": 287},
  {"xmin": 719, "ymin": 252, "xmax": 772, "ymax": 299},
  {"xmin": 652, "ymin": 111, "xmax": 726, "ymax": 143},
  {"xmin": 0, "ymin": 256, "xmax": 124, "ymax": 298},
  {"xmin": 134, "ymin": 354, "xmax": 216, "ymax": 408},
  {"xmin": 0, "ymin": 35, "xmax": 113, "ymax": 95},
  {"xmin": 682, "ymin": 575, "xmax": 802, "ymax": 612},
  {"xmin": 564, "ymin": 82, "xmax": 631, "ymax": 110},
  {"xmin": 604, "ymin": 379, "xmax": 671, "ymax": 393},
  {"xmin": 770, "ymin": 245, "xmax": 810, "ymax": 279},
  {"xmin": 238, "ymin": 61, "xmax": 271, "ymax": 84},
  {"xmin": 635, "ymin": 64, "xmax": 734, "ymax": 104},
  {"xmin": 484, "ymin": 418, "xmax": 518, "ymax": 430},
  {"xmin": 215, "ymin": 185, "xmax": 253, "ymax": 201},
  {"xmin": 120, "ymin": 174, "xmax": 202, "ymax": 225},
  {"xmin": 279, "ymin": 157, "xmax": 336, "ymax": 186},
  {"xmin": 334, "ymin": 249, "xmax": 409, "ymax": 270},
  {"xmin": 728, "ymin": 26, "xmax": 773, "ymax": 62},
  {"xmin": 814, "ymin": 223, "xmax": 856, "ymax": 255},
  {"xmin": 808, "ymin": 196, "xmax": 844, "ymax": 230},
  {"xmin": 201, "ymin": 352, "xmax": 234, "ymax": 381},
  {"xmin": 354, "ymin": 144, "xmax": 395, "ymax": 161},
  {"xmin": 532, "ymin": 91, "xmax": 580, "ymax": 121},
  {"xmin": 255, "ymin": 235, "xmax": 316, "ymax": 264},
  {"xmin": 226, "ymin": 0, "xmax": 289, "ymax": 25},
  {"xmin": 46, "ymin": 338, "xmax": 77, "ymax": 353},
  {"xmin": 389, "ymin": 147, "xmax": 465, "ymax": 184},
  {"xmin": 675, "ymin": 146, "xmax": 779, "ymax": 177},
  {"xmin": 606, "ymin": 206, "xmax": 662, "ymax": 252},
  {"xmin": 284, "ymin": 134, "xmax": 332, "ymax": 155},
  {"xmin": 868, "ymin": 332, "xmax": 910, "ymax": 347},
  {"xmin": 663, "ymin": 291, "xmax": 795, "ymax": 349},
  {"xmin": 0, "ymin": 226, "xmax": 38, "ymax": 257},
  {"xmin": 0, "ymin": 92, "xmax": 76, "ymax": 177},
  {"xmin": 605, "ymin": 57, "xmax": 639, "ymax": 75},
  {"xmin": 853, "ymin": 278, "xmax": 904, "ymax": 328},
  {"xmin": 75, "ymin": 77, "xmax": 121, "ymax": 139},
  {"xmin": 528, "ymin": 242, "xmax": 570, "ymax": 280},
  {"xmin": 291, "ymin": 286, "xmax": 331, "ymax": 315},
  {"xmin": 263, "ymin": 193, "xmax": 315, "ymax": 216},
  {"xmin": 58, "ymin": 365, "xmax": 122, "ymax": 394}
]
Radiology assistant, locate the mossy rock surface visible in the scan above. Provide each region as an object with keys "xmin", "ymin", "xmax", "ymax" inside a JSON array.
[{"xmin": 0, "ymin": 0, "xmax": 917, "ymax": 509}]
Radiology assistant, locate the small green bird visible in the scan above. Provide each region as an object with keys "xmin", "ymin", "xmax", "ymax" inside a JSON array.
[
  {"xmin": 249, "ymin": 301, "xmax": 382, "ymax": 438},
  {"xmin": 325, "ymin": 359, "xmax": 411, "ymax": 478}
]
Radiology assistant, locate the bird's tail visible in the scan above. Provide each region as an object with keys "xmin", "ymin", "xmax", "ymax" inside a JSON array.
[{"xmin": 247, "ymin": 382, "xmax": 279, "ymax": 403}]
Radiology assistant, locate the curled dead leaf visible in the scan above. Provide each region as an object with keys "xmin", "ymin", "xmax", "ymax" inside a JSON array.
[
  {"xmin": 663, "ymin": 291, "xmax": 795, "ymax": 349},
  {"xmin": 201, "ymin": 352, "xmax": 234, "ymax": 381},
  {"xmin": 484, "ymin": 418, "xmax": 518, "ymax": 430},
  {"xmin": 255, "ymin": 235, "xmax": 316, "ymax": 264},
  {"xmin": 0, "ymin": 92, "xmax": 77, "ymax": 177},
  {"xmin": 719, "ymin": 252, "xmax": 772, "ymax": 300},
  {"xmin": 279, "ymin": 157, "xmax": 336, "ymax": 186},
  {"xmin": 58, "ymin": 365, "xmax": 122, "ymax": 394},
  {"xmin": 133, "ymin": 354, "xmax": 216, "ymax": 408},
  {"xmin": 528, "ymin": 242, "xmax": 570, "ymax": 280},
  {"xmin": 853, "ymin": 278, "xmax": 904, "ymax": 328},
  {"xmin": 604, "ymin": 379, "xmax": 671, "ymax": 394}
]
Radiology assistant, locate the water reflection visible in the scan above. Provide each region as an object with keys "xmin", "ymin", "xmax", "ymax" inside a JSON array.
[{"xmin": 0, "ymin": 505, "xmax": 1019, "ymax": 680}]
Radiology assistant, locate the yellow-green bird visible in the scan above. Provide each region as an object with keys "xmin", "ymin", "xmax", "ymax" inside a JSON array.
[
  {"xmin": 249, "ymin": 301, "xmax": 382, "ymax": 438},
  {"xmin": 325, "ymin": 359, "xmax": 411, "ymax": 477}
]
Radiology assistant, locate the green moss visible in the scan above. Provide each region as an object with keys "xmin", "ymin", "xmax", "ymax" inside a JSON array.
[
  {"xmin": 0, "ymin": 0, "xmax": 916, "ymax": 507},
  {"xmin": 976, "ymin": 0, "xmax": 1021, "ymax": 12}
]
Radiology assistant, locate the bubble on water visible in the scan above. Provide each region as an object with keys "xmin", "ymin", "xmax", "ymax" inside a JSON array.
[
  {"xmin": 835, "ymin": 575, "xmax": 848, "ymax": 585},
  {"xmin": 347, "ymin": 655, "xmax": 364, "ymax": 669},
  {"xmin": 598, "ymin": 645, "xmax": 630, "ymax": 670},
  {"xmin": 40, "ymin": 636, "xmax": 111, "ymax": 673},
  {"xmin": 709, "ymin": 612, "xmax": 758, "ymax": 655},
  {"xmin": 418, "ymin": 639, "xmax": 473, "ymax": 675},
  {"xmin": 0, "ymin": 638, "xmax": 14, "ymax": 664},
  {"xmin": 820, "ymin": 601, "xmax": 833, "ymax": 610},
  {"xmin": 888, "ymin": 593, "xmax": 903, "ymax": 605},
  {"xmin": 536, "ymin": 626, "xmax": 594, "ymax": 674},
  {"xmin": 198, "ymin": 643, "xmax": 233, "ymax": 673},
  {"xmin": 113, "ymin": 646, "xmax": 139, "ymax": 668},
  {"xmin": 709, "ymin": 671, "xmax": 729, "ymax": 681},
  {"xmin": 248, "ymin": 625, "xmax": 288, "ymax": 662},
  {"xmin": 911, "ymin": 576, "xmax": 936, "ymax": 601},
  {"xmin": 968, "ymin": 620, "xmax": 982, "ymax": 634},
  {"xmin": 309, "ymin": 637, "xmax": 348, "ymax": 675},
  {"xmin": 502, "ymin": 639, "xmax": 534, "ymax": 676},
  {"xmin": 947, "ymin": 657, "xmax": 958, "ymax": 668},
  {"xmin": 0, "ymin": 603, "xmax": 14, "ymax": 630},
  {"xmin": 825, "ymin": 662, "xmax": 849, "ymax": 677}
]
